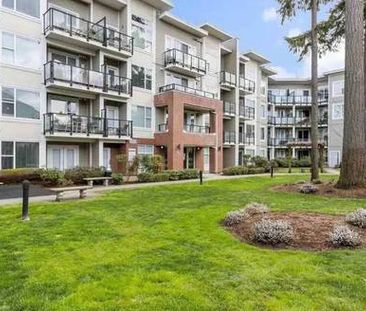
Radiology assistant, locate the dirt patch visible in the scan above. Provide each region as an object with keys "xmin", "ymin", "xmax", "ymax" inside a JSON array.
[
  {"xmin": 273, "ymin": 182, "xmax": 366, "ymax": 199},
  {"xmin": 226, "ymin": 212, "xmax": 366, "ymax": 251}
]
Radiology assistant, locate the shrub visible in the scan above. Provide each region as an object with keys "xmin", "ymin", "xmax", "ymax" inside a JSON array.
[
  {"xmin": 224, "ymin": 203, "xmax": 269, "ymax": 227},
  {"xmin": 224, "ymin": 209, "xmax": 247, "ymax": 226},
  {"xmin": 222, "ymin": 166, "xmax": 249, "ymax": 176},
  {"xmin": 64, "ymin": 167, "xmax": 105, "ymax": 184},
  {"xmin": 329, "ymin": 225, "xmax": 361, "ymax": 247},
  {"xmin": 37, "ymin": 169, "xmax": 70, "ymax": 187},
  {"xmin": 112, "ymin": 173, "xmax": 124, "ymax": 185},
  {"xmin": 346, "ymin": 209, "xmax": 366, "ymax": 228},
  {"xmin": 252, "ymin": 156, "xmax": 269, "ymax": 168},
  {"xmin": 137, "ymin": 169, "xmax": 199, "ymax": 183},
  {"xmin": 247, "ymin": 167, "xmax": 266, "ymax": 175},
  {"xmin": 293, "ymin": 157, "xmax": 311, "ymax": 168},
  {"xmin": 253, "ymin": 219, "xmax": 294, "ymax": 245},
  {"xmin": 0, "ymin": 168, "xmax": 39, "ymax": 184},
  {"xmin": 244, "ymin": 202, "xmax": 270, "ymax": 217},
  {"xmin": 165, "ymin": 170, "xmax": 183, "ymax": 181},
  {"xmin": 298, "ymin": 183, "xmax": 319, "ymax": 194},
  {"xmin": 274, "ymin": 158, "xmax": 288, "ymax": 168},
  {"xmin": 180, "ymin": 169, "xmax": 199, "ymax": 179},
  {"xmin": 140, "ymin": 155, "xmax": 164, "ymax": 173}
]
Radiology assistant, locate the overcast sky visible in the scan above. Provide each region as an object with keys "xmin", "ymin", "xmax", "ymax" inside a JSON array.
[{"xmin": 172, "ymin": 0, "xmax": 344, "ymax": 78}]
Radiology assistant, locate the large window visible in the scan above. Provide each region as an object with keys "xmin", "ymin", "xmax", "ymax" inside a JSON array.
[
  {"xmin": 260, "ymin": 127, "xmax": 265, "ymax": 141},
  {"xmin": 332, "ymin": 102, "xmax": 344, "ymax": 120},
  {"xmin": 1, "ymin": 87, "xmax": 40, "ymax": 119},
  {"xmin": 16, "ymin": 142, "xmax": 39, "ymax": 168},
  {"xmin": 1, "ymin": 32, "xmax": 40, "ymax": 69},
  {"xmin": 2, "ymin": 0, "xmax": 40, "ymax": 18},
  {"xmin": 132, "ymin": 105, "xmax": 152, "ymax": 128},
  {"xmin": 333, "ymin": 81, "xmax": 344, "ymax": 97},
  {"xmin": 132, "ymin": 65, "xmax": 152, "ymax": 90},
  {"xmin": 131, "ymin": 14, "xmax": 152, "ymax": 52},
  {"xmin": 1, "ymin": 141, "xmax": 14, "ymax": 169},
  {"xmin": 138, "ymin": 144, "xmax": 154, "ymax": 155}
]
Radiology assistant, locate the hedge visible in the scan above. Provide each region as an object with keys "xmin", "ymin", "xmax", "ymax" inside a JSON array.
[
  {"xmin": 0, "ymin": 168, "xmax": 39, "ymax": 184},
  {"xmin": 138, "ymin": 169, "xmax": 199, "ymax": 183},
  {"xmin": 222, "ymin": 166, "xmax": 266, "ymax": 176}
]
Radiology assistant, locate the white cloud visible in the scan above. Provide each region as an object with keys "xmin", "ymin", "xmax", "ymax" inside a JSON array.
[
  {"xmin": 287, "ymin": 28, "xmax": 302, "ymax": 38},
  {"xmin": 262, "ymin": 7, "xmax": 279, "ymax": 22},
  {"xmin": 271, "ymin": 66, "xmax": 297, "ymax": 79}
]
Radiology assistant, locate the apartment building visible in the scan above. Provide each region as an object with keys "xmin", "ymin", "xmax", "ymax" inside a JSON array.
[{"xmin": 268, "ymin": 69, "xmax": 345, "ymax": 168}]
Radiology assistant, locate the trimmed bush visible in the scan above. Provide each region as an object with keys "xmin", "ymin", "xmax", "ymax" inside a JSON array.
[
  {"xmin": 137, "ymin": 169, "xmax": 199, "ymax": 183},
  {"xmin": 298, "ymin": 183, "xmax": 319, "ymax": 194},
  {"xmin": 64, "ymin": 167, "xmax": 105, "ymax": 184},
  {"xmin": 224, "ymin": 209, "xmax": 247, "ymax": 226},
  {"xmin": 252, "ymin": 156, "xmax": 269, "ymax": 168},
  {"xmin": 137, "ymin": 172, "xmax": 170, "ymax": 183},
  {"xmin": 224, "ymin": 203, "xmax": 269, "ymax": 227},
  {"xmin": 346, "ymin": 209, "xmax": 366, "ymax": 228},
  {"xmin": 180, "ymin": 169, "xmax": 199, "ymax": 180},
  {"xmin": 0, "ymin": 168, "xmax": 39, "ymax": 184},
  {"xmin": 247, "ymin": 167, "xmax": 266, "ymax": 175},
  {"xmin": 112, "ymin": 173, "xmax": 124, "ymax": 185},
  {"xmin": 222, "ymin": 166, "xmax": 249, "ymax": 176},
  {"xmin": 244, "ymin": 203, "xmax": 270, "ymax": 217},
  {"xmin": 253, "ymin": 219, "xmax": 294, "ymax": 245},
  {"xmin": 37, "ymin": 169, "xmax": 71, "ymax": 187},
  {"xmin": 329, "ymin": 225, "xmax": 361, "ymax": 247}
]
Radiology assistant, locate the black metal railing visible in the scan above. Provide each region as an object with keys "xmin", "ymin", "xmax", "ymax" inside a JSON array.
[
  {"xmin": 44, "ymin": 112, "xmax": 133, "ymax": 138},
  {"xmin": 43, "ymin": 8, "xmax": 134, "ymax": 54},
  {"xmin": 224, "ymin": 131, "xmax": 236, "ymax": 144},
  {"xmin": 268, "ymin": 137, "xmax": 292, "ymax": 147},
  {"xmin": 184, "ymin": 124, "xmax": 210, "ymax": 134},
  {"xmin": 224, "ymin": 101, "xmax": 236, "ymax": 115},
  {"xmin": 268, "ymin": 94, "xmax": 329, "ymax": 106},
  {"xmin": 268, "ymin": 116, "xmax": 328, "ymax": 127},
  {"xmin": 157, "ymin": 123, "xmax": 168, "ymax": 132},
  {"xmin": 239, "ymin": 133, "xmax": 255, "ymax": 145},
  {"xmin": 220, "ymin": 71, "xmax": 236, "ymax": 87},
  {"xmin": 239, "ymin": 102, "xmax": 255, "ymax": 119},
  {"xmin": 239, "ymin": 76, "xmax": 255, "ymax": 93},
  {"xmin": 164, "ymin": 49, "xmax": 207, "ymax": 75},
  {"xmin": 158, "ymin": 83, "xmax": 215, "ymax": 99},
  {"xmin": 44, "ymin": 61, "xmax": 132, "ymax": 96}
]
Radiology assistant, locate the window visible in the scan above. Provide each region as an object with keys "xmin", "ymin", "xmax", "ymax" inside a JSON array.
[
  {"xmin": 333, "ymin": 81, "xmax": 344, "ymax": 97},
  {"xmin": 1, "ymin": 32, "xmax": 40, "ymax": 69},
  {"xmin": 260, "ymin": 127, "xmax": 265, "ymax": 141},
  {"xmin": 260, "ymin": 104, "xmax": 266, "ymax": 118},
  {"xmin": 2, "ymin": 0, "xmax": 40, "ymax": 18},
  {"xmin": 138, "ymin": 145, "xmax": 154, "ymax": 155},
  {"xmin": 332, "ymin": 102, "xmax": 344, "ymax": 120},
  {"xmin": 1, "ymin": 141, "xmax": 14, "ymax": 169},
  {"xmin": 131, "ymin": 14, "xmax": 152, "ymax": 52},
  {"xmin": 16, "ymin": 142, "xmax": 39, "ymax": 168},
  {"xmin": 303, "ymin": 90, "xmax": 310, "ymax": 97},
  {"xmin": 47, "ymin": 145, "xmax": 78, "ymax": 170},
  {"xmin": 1, "ymin": 87, "xmax": 40, "ymax": 119},
  {"xmin": 132, "ymin": 65, "xmax": 152, "ymax": 90},
  {"xmin": 132, "ymin": 105, "xmax": 152, "ymax": 128}
]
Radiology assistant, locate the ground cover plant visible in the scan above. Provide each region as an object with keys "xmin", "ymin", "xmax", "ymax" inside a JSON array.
[{"xmin": 0, "ymin": 175, "xmax": 366, "ymax": 310}]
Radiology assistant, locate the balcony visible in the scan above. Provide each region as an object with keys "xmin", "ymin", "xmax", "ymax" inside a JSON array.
[
  {"xmin": 239, "ymin": 102, "xmax": 255, "ymax": 120},
  {"xmin": 223, "ymin": 101, "xmax": 236, "ymax": 118},
  {"xmin": 164, "ymin": 49, "xmax": 207, "ymax": 78},
  {"xmin": 239, "ymin": 133, "xmax": 255, "ymax": 145},
  {"xmin": 43, "ymin": 8, "xmax": 134, "ymax": 57},
  {"xmin": 224, "ymin": 131, "xmax": 236, "ymax": 145},
  {"xmin": 184, "ymin": 124, "xmax": 210, "ymax": 134},
  {"xmin": 44, "ymin": 61, "xmax": 132, "ymax": 98},
  {"xmin": 157, "ymin": 123, "xmax": 168, "ymax": 132},
  {"xmin": 268, "ymin": 137, "xmax": 292, "ymax": 147},
  {"xmin": 239, "ymin": 76, "xmax": 255, "ymax": 94},
  {"xmin": 158, "ymin": 83, "xmax": 215, "ymax": 99},
  {"xmin": 268, "ymin": 116, "xmax": 295, "ymax": 126},
  {"xmin": 44, "ymin": 113, "xmax": 133, "ymax": 139},
  {"xmin": 220, "ymin": 71, "xmax": 236, "ymax": 89}
]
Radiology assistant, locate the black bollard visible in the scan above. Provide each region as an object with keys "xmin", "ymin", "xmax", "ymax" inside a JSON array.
[
  {"xmin": 22, "ymin": 180, "xmax": 30, "ymax": 221},
  {"xmin": 270, "ymin": 165, "xmax": 274, "ymax": 178},
  {"xmin": 199, "ymin": 170, "xmax": 203, "ymax": 185}
]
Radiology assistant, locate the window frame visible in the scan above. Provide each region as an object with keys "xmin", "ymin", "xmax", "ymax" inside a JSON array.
[
  {"xmin": 333, "ymin": 80, "xmax": 344, "ymax": 97},
  {"xmin": 1, "ymin": 0, "xmax": 40, "ymax": 18},
  {"xmin": 1, "ymin": 141, "xmax": 15, "ymax": 169},
  {"xmin": 332, "ymin": 102, "xmax": 344, "ymax": 120},
  {"xmin": 132, "ymin": 65, "xmax": 152, "ymax": 90},
  {"xmin": 131, "ymin": 14, "xmax": 152, "ymax": 53},
  {"xmin": 132, "ymin": 105, "xmax": 152, "ymax": 129},
  {"xmin": 138, "ymin": 144, "xmax": 154, "ymax": 156}
]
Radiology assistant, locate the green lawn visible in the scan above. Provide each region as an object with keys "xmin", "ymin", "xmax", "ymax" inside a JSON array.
[{"xmin": 1, "ymin": 175, "xmax": 365, "ymax": 311}]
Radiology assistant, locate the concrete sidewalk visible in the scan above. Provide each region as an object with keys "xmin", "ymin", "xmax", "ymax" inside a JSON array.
[{"xmin": 0, "ymin": 172, "xmax": 338, "ymax": 207}]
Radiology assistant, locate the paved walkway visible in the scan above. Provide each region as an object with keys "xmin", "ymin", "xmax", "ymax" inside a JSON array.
[{"xmin": 0, "ymin": 172, "xmax": 339, "ymax": 207}]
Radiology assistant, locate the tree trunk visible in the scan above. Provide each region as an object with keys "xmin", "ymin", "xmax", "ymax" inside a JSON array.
[
  {"xmin": 310, "ymin": 0, "xmax": 320, "ymax": 181},
  {"xmin": 338, "ymin": 0, "xmax": 365, "ymax": 188}
]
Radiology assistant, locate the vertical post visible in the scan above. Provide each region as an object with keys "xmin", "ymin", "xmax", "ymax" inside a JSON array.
[
  {"xmin": 270, "ymin": 165, "xmax": 274, "ymax": 178},
  {"xmin": 22, "ymin": 180, "xmax": 30, "ymax": 221},
  {"xmin": 199, "ymin": 170, "xmax": 203, "ymax": 185}
]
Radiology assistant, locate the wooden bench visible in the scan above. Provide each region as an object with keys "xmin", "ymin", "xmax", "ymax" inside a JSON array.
[
  {"xmin": 83, "ymin": 177, "xmax": 112, "ymax": 187},
  {"xmin": 49, "ymin": 186, "xmax": 93, "ymax": 202}
]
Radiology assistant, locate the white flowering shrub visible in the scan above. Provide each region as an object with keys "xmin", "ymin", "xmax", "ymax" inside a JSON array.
[
  {"xmin": 346, "ymin": 209, "xmax": 366, "ymax": 228},
  {"xmin": 224, "ymin": 203, "xmax": 269, "ymax": 226},
  {"xmin": 253, "ymin": 219, "xmax": 294, "ymax": 245},
  {"xmin": 329, "ymin": 225, "xmax": 361, "ymax": 247},
  {"xmin": 243, "ymin": 202, "xmax": 269, "ymax": 217},
  {"xmin": 223, "ymin": 209, "xmax": 247, "ymax": 226},
  {"xmin": 298, "ymin": 184, "xmax": 319, "ymax": 194}
]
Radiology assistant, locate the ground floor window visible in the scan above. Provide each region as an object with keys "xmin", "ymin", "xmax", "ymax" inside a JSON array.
[
  {"xmin": 47, "ymin": 145, "xmax": 79, "ymax": 170},
  {"xmin": 138, "ymin": 144, "xmax": 154, "ymax": 155},
  {"xmin": 1, "ymin": 141, "xmax": 39, "ymax": 169}
]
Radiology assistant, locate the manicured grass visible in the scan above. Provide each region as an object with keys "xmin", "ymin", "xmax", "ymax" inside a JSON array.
[{"xmin": 1, "ymin": 175, "xmax": 365, "ymax": 310}]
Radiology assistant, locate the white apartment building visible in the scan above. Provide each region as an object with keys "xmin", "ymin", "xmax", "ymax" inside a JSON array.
[{"xmin": 0, "ymin": 0, "xmax": 344, "ymax": 172}]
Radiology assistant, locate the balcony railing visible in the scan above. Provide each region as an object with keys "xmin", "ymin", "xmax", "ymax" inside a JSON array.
[
  {"xmin": 44, "ymin": 61, "xmax": 132, "ymax": 96},
  {"xmin": 44, "ymin": 112, "xmax": 133, "ymax": 138},
  {"xmin": 268, "ymin": 94, "xmax": 329, "ymax": 106},
  {"xmin": 164, "ymin": 49, "xmax": 207, "ymax": 75},
  {"xmin": 157, "ymin": 123, "xmax": 168, "ymax": 132},
  {"xmin": 184, "ymin": 124, "xmax": 210, "ymax": 134},
  {"xmin": 268, "ymin": 137, "xmax": 292, "ymax": 147},
  {"xmin": 224, "ymin": 101, "xmax": 236, "ymax": 116},
  {"xmin": 159, "ymin": 83, "xmax": 215, "ymax": 99},
  {"xmin": 239, "ymin": 103, "xmax": 255, "ymax": 119},
  {"xmin": 224, "ymin": 131, "xmax": 236, "ymax": 144},
  {"xmin": 239, "ymin": 76, "xmax": 255, "ymax": 93},
  {"xmin": 268, "ymin": 116, "xmax": 328, "ymax": 127},
  {"xmin": 43, "ymin": 8, "xmax": 134, "ymax": 54},
  {"xmin": 239, "ymin": 133, "xmax": 255, "ymax": 145},
  {"xmin": 220, "ymin": 71, "xmax": 236, "ymax": 87}
]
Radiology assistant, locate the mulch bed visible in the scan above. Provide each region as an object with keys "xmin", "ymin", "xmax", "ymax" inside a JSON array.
[
  {"xmin": 273, "ymin": 182, "xmax": 366, "ymax": 199},
  {"xmin": 226, "ymin": 212, "xmax": 366, "ymax": 251}
]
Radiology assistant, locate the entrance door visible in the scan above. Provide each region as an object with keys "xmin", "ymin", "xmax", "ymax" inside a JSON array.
[
  {"xmin": 103, "ymin": 147, "xmax": 112, "ymax": 171},
  {"xmin": 184, "ymin": 147, "xmax": 195, "ymax": 169},
  {"xmin": 204, "ymin": 147, "xmax": 210, "ymax": 172},
  {"xmin": 107, "ymin": 66, "xmax": 119, "ymax": 89},
  {"xmin": 106, "ymin": 106, "xmax": 119, "ymax": 134}
]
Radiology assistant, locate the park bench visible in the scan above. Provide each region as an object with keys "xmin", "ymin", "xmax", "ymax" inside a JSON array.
[
  {"xmin": 83, "ymin": 177, "xmax": 112, "ymax": 187},
  {"xmin": 50, "ymin": 186, "xmax": 93, "ymax": 202}
]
